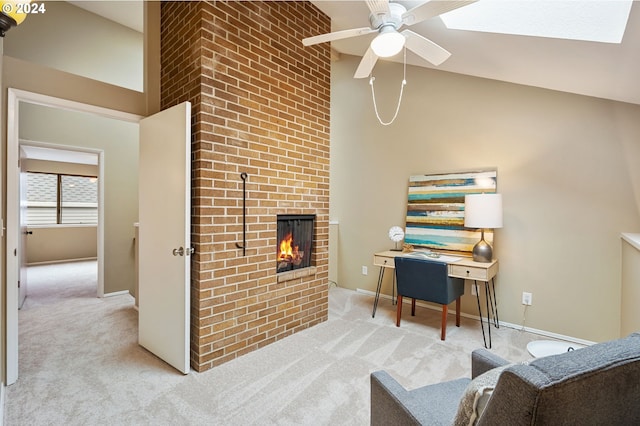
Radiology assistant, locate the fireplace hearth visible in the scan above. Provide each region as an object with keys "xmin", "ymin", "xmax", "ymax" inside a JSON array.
[{"xmin": 277, "ymin": 214, "xmax": 315, "ymax": 273}]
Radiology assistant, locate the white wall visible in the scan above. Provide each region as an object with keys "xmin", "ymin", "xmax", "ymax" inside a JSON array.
[
  {"xmin": 330, "ymin": 55, "xmax": 640, "ymax": 343},
  {"xmin": 3, "ymin": 1, "xmax": 143, "ymax": 91}
]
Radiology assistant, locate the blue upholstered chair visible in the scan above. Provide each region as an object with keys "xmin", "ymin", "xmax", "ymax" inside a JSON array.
[{"xmin": 394, "ymin": 256, "xmax": 465, "ymax": 340}]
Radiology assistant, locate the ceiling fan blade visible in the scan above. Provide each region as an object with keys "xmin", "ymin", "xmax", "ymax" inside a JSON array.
[
  {"xmin": 402, "ymin": 0, "xmax": 477, "ymax": 26},
  {"xmin": 402, "ymin": 29, "xmax": 451, "ymax": 66},
  {"xmin": 365, "ymin": 0, "xmax": 390, "ymax": 16},
  {"xmin": 302, "ymin": 27, "xmax": 375, "ymax": 46},
  {"xmin": 354, "ymin": 47, "xmax": 379, "ymax": 79}
]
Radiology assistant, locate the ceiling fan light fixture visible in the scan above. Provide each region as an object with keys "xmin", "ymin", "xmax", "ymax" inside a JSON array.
[{"xmin": 371, "ymin": 26, "xmax": 405, "ymax": 57}]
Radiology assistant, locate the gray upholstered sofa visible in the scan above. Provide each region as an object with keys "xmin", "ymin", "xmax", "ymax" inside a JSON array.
[{"xmin": 371, "ymin": 332, "xmax": 640, "ymax": 425}]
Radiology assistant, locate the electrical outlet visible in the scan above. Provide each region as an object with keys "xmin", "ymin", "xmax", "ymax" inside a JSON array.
[
  {"xmin": 471, "ymin": 284, "xmax": 477, "ymax": 296},
  {"xmin": 522, "ymin": 292, "xmax": 532, "ymax": 306},
  {"xmin": 362, "ymin": 266, "xmax": 368, "ymax": 275}
]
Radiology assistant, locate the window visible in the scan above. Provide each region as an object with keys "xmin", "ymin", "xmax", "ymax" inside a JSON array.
[
  {"xmin": 441, "ymin": 1, "xmax": 632, "ymax": 44},
  {"xmin": 26, "ymin": 172, "xmax": 98, "ymax": 225}
]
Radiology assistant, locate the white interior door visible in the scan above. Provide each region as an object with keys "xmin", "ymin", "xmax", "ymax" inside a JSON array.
[
  {"xmin": 138, "ymin": 102, "xmax": 191, "ymax": 374},
  {"xmin": 18, "ymin": 148, "xmax": 28, "ymax": 308}
]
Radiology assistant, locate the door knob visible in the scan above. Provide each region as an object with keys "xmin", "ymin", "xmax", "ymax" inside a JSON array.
[
  {"xmin": 23, "ymin": 231, "xmax": 33, "ymax": 235},
  {"xmin": 172, "ymin": 246, "xmax": 194, "ymax": 256}
]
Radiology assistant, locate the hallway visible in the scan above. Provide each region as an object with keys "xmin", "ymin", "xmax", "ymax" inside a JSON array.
[{"xmin": 4, "ymin": 261, "xmax": 177, "ymax": 423}]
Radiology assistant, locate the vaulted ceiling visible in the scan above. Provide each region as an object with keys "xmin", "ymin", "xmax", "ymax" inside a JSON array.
[
  {"xmin": 310, "ymin": 0, "xmax": 640, "ymax": 105},
  {"xmin": 67, "ymin": 0, "xmax": 640, "ymax": 105}
]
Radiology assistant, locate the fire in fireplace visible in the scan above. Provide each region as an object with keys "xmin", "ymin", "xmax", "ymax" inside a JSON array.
[{"xmin": 277, "ymin": 214, "xmax": 315, "ymax": 272}]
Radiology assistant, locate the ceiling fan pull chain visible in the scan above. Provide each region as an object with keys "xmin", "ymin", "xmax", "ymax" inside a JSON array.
[{"xmin": 369, "ymin": 47, "xmax": 407, "ymax": 126}]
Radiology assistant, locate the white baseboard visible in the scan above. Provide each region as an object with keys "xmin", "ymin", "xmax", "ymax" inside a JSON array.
[
  {"xmin": 499, "ymin": 322, "xmax": 595, "ymax": 346},
  {"xmin": 102, "ymin": 290, "xmax": 131, "ymax": 298},
  {"xmin": 27, "ymin": 257, "xmax": 97, "ymax": 266},
  {"xmin": 356, "ymin": 288, "xmax": 595, "ymax": 347}
]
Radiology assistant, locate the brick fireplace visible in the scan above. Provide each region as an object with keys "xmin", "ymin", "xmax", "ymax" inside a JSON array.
[{"xmin": 160, "ymin": 1, "xmax": 330, "ymax": 372}]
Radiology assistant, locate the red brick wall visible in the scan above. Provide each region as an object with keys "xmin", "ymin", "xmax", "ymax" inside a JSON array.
[{"xmin": 160, "ymin": 1, "xmax": 330, "ymax": 372}]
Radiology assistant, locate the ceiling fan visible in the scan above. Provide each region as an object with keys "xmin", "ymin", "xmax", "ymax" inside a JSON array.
[{"xmin": 302, "ymin": 0, "xmax": 477, "ymax": 78}]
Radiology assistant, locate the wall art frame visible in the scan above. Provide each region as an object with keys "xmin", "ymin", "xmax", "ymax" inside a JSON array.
[{"xmin": 405, "ymin": 169, "xmax": 497, "ymax": 253}]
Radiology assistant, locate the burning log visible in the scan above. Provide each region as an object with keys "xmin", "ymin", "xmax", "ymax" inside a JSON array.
[{"xmin": 277, "ymin": 232, "xmax": 304, "ymax": 270}]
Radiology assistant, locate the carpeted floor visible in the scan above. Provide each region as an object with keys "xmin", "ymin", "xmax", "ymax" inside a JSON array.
[{"xmin": 4, "ymin": 261, "xmax": 541, "ymax": 425}]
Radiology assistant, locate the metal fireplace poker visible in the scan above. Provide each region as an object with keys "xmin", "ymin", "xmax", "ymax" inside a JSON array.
[{"xmin": 236, "ymin": 172, "xmax": 248, "ymax": 256}]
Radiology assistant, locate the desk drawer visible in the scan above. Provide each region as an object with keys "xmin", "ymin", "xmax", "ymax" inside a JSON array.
[
  {"xmin": 449, "ymin": 264, "xmax": 488, "ymax": 281},
  {"xmin": 373, "ymin": 255, "xmax": 395, "ymax": 268}
]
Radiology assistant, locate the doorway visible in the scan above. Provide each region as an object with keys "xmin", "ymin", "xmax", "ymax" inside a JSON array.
[
  {"xmin": 6, "ymin": 88, "xmax": 142, "ymax": 385},
  {"xmin": 19, "ymin": 142, "xmax": 101, "ymax": 308}
]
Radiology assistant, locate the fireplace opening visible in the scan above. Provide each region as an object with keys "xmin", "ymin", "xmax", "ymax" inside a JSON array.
[{"xmin": 277, "ymin": 214, "xmax": 315, "ymax": 273}]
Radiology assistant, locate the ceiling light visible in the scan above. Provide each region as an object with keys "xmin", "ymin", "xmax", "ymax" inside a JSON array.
[{"xmin": 371, "ymin": 26, "xmax": 405, "ymax": 58}]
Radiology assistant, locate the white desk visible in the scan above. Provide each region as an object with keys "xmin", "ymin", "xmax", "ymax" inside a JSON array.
[{"xmin": 372, "ymin": 250, "xmax": 499, "ymax": 348}]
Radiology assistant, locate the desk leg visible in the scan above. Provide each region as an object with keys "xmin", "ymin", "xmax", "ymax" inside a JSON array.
[
  {"xmin": 484, "ymin": 282, "xmax": 492, "ymax": 349},
  {"xmin": 488, "ymin": 278, "xmax": 499, "ymax": 328},
  {"xmin": 392, "ymin": 272, "xmax": 397, "ymax": 305},
  {"xmin": 372, "ymin": 266, "xmax": 386, "ymax": 318},
  {"xmin": 474, "ymin": 281, "xmax": 491, "ymax": 349}
]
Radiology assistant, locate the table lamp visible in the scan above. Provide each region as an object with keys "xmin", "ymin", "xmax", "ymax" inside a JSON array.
[{"xmin": 464, "ymin": 193, "xmax": 503, "ymax": 262}]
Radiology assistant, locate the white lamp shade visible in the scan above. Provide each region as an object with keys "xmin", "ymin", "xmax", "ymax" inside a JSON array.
[
  {"xmin": 370, "ymin": 27, "xmax": 405, "ymax": 57},
  {"xmin": 464, "ymin": 193, "xmax": 503, "ymax": 229}
]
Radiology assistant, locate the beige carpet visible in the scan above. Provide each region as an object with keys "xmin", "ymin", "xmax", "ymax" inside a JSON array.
[{"xmin": 4, "ymin": 261, "xmax": 540, "ymax": 425}]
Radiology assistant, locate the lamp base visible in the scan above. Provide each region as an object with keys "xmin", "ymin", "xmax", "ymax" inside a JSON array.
[{"xmin": 472, "ymin": 230, "xmax": 493, "ymax": 263}]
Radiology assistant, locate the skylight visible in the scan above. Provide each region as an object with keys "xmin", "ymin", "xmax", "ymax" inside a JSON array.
[{"xmin": 440, "ymin": 0, "xmax": 632, "ymax": 44}]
